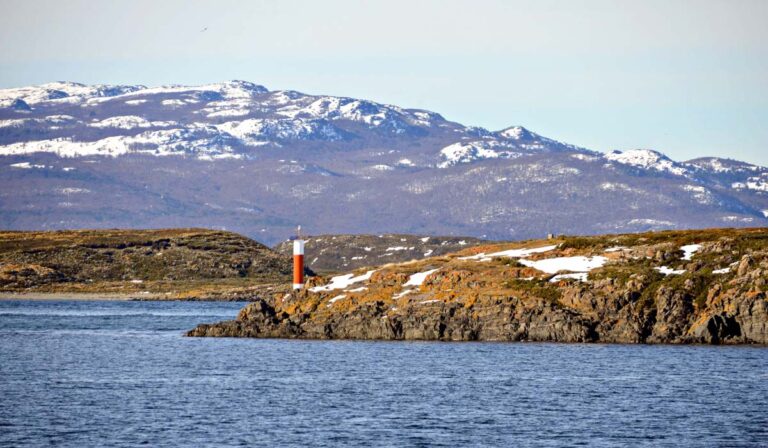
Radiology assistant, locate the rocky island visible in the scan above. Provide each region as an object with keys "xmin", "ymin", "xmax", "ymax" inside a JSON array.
[
  {"xmin": 189, "ymin": 228, "xmax": 768, "ymax": 344},
  {"xmin": 0, "ymin": 228, "xmax": 296, "ymax": 300}
]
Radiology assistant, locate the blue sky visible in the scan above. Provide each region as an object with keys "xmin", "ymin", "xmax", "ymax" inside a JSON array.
[{"xmin": 1, "ymin": 0, "xmax": 766, "ymax": 165}]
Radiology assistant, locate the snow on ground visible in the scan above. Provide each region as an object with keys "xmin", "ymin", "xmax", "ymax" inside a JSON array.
[
  {"xmin": 310, "ymin": 270, "xmax": 376, "ymax": 292},
  {"xmin": 681, "ymin": 244, "xmax": 702, "ymax": 260},
  {"xmin": 459, "ymin": 244, "xmax": 557, "ymax": 261},
  {"xmin": 404, "ymin": 268, "xmax": 439, "ymax": 287},
  {"xmin": 655, "ymin": 266, "xmax": 686, "ymax": 275},
  {"xmin": 605, "ymin": 246, "xmax": 628, "ymax": 252},
  {"xmin": 327, "ymin": 294, "xmax": 346, "ymax": 305},
  {"xmin": 519, "ymin": 256, "xmax": 607, "ymax": 274},
  {"xmin": 418, "ymin": 300, "xmax": 441, "ymax": 305},
  {"xmin": 549, "ymin": 273, "xmax": 589, "ymax": 283},
  {"xmin": 346, "ymin": 286, "xmax": 368, "ymax": 293},
  {"xmin": 393, "ymin": 289, "xmax": 413, "ymax": 299},
  {"xmin": 386, "ymin": 246, "xmax": 412, "ymax": 252},
  {"xmin": 713, "ymin": 267, "xmax": 731, "ymax": 274}
]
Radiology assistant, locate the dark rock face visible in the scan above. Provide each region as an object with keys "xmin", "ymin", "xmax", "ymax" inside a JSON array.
[
  {"xmin": 187, "ymin": 287, "xmax": 767, "ymax": 344},
  {"xmin": 188, "ymin": 228, "xmax": 768, "ymax": 345}
]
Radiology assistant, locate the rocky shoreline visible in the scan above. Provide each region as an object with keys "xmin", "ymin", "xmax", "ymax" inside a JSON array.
[{"xmin": 188, "ymin": 228, "xmax": 768, "ymax": 344}]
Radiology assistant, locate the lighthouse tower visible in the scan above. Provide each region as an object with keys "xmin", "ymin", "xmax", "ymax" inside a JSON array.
[{"xmin": 292, "ymin": 226, "xmax": 305, "ymax": 290}]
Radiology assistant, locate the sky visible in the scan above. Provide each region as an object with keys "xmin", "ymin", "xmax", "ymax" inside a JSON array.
[{"xmin": 0, "ymin": 0, "xmax": 766, "ymax": 165}]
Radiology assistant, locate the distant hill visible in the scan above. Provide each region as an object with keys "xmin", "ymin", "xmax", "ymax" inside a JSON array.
[
  {"xmin": 274, "ymin": 233, "xmax": 487, "ymax": 272},
  {"xmin": 0, "ymin": 228, "xmax": 295, "ymax": 298},
  {"xmin": 1, "ymin": 81, "xmax": 767, "ymax": 244}
]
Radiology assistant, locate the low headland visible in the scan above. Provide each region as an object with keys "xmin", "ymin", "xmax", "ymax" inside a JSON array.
[
  {"xmin": 0, "ymin": 228, "xmax": 295, "ymax": 300},
  {"xmin": 189, "ymin": 227, "xmax": 768, "ymax": 345}
]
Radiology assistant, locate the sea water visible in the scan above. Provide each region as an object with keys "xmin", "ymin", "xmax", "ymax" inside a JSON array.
[{"xmin": 0, "ymin": 300, "xmax": 766, "ymax": 447}]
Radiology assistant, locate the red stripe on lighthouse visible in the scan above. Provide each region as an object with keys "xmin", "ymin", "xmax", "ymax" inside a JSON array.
[{"xmin": 292, "ymin": 239, "xmax": 304, "ymax": 290}]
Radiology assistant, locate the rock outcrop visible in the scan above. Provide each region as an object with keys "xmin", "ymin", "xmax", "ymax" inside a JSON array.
[{"xmin": 189, "ymin": 228, "xmax": 768, "ymax": 344}]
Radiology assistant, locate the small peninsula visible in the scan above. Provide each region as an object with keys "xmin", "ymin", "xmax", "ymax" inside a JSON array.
[{"xmin": 189, "ymin": 228, "xmax": 768, "ymax": 344}]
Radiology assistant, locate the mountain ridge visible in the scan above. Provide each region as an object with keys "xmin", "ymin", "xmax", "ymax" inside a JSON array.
[{"xmin": 1, "ymin": 80, "xmax": 767, "ymax": 244}]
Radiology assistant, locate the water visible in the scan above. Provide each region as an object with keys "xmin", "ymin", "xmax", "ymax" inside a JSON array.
[{"xmin": 0, "ymin": 300, "xmax": 766, "ymax": 447}]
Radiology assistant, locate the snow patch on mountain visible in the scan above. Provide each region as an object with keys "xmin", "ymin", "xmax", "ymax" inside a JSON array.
[
  {"xmin": 270, "ymin": 94, "xmax": 435, "ymax": 133},
  {"xmin": 682, "ymin": 185, "xmax": 715, "ymax": 205},
  {"xmin": 628, "ymin": 218, "xmax": 676, "ymax": 227},
  {"xmin": 0, "ymin": 115, "xmax": 79, "ymax": 129},
  {"xmin": 732, "ymin": 175, "xmax": 768, "ymax": 192},
  {"xmin": 0, "ymin": 82, "xmax": 144, "ymax": 107},
  {"xmin": 370, "ymin": 164, "xmax": 394, "ymax": 171},
  {"xmin": 438, "ymin": 141, "xmax": 520, "ymax": 168},
  {"xmin": 0, "ymin": 126, "xmax": 242, "ymax": 159},
  {"xmin": 10, "ymin": 162, "xmax": 47, "ymax": 169},
  {"xmin": 605, "ymin": 149, "xmax": 688, "ymax": 176},
  {"xmin": 571, "ymin": 153, "xmax": 600, "ymax": 162},
  {"xmin": 161, "ymin": 99, "xmax": 187, "ymax": 107},
  {"xmin": 206, "ymin": 109, "xmax": 250, "ymax": 118},
  {"xmin": 600, "ymin": 182, "xmax": 633, "ymax": 192},
  {"xmin": 498, "ymin": 126, "xmax": 530, "ymax": 140},
  {"xmin": 686, "ymin": 157, "xmax": 763, "ymax": 174},
  {"xmin": 721, "ymin": 215, "xmax": 754, "ymax": 223},
  {"xmin": 119, "ymin": 80, "xmax": 267, "ymax": 101},
  {"xmin": 89, "ymin": 116, "xmax": 176, "ymax": 129},
  {"xmin": 215, "ymin": 118, "xmax": 344, "ymax": 143}
]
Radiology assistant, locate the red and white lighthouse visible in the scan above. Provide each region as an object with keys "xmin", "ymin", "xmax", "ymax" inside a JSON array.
[{"xmin": 292, "ymin": 226, "xmax": 305, "ymax": 290}]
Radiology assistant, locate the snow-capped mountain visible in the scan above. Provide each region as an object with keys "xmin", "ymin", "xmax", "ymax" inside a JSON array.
[{"xmin": 1, "ymin": 80, "xmax": 766, "ymax": 243}]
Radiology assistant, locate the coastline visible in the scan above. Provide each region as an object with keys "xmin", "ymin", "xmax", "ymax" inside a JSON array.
[{"xmin": 0, "ymin": 292, "xmax": 162, "ymax": 301}]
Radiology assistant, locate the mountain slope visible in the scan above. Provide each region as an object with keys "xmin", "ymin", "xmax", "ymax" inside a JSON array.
[{"xmin": 1, "ymin": 80, "xmax": 767, "ymax": 243}]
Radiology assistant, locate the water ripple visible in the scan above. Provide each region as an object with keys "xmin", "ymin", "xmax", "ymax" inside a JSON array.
[{"xmin": 0, "ymin": 299, "xmax": 766, "ymax": 447}]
